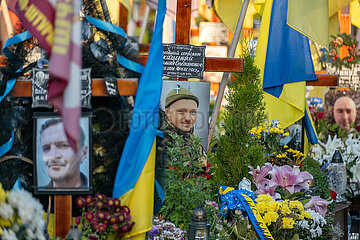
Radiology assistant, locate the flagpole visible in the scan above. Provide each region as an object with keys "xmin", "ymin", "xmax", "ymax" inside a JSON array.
[{"xmin": 207, "ymin": 0, "xmax": 250, "ymax": 150}]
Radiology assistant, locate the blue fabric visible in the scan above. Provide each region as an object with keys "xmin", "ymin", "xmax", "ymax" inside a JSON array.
[
  {"xmin": 11, "ymin": 178, "xmax": 22, "ymax": 192},
  {"xmin": 304, "ymin": 107, "xmax": 318, "ymax": 144},
  {"xmin": 235, "ymin": 192, "xmax": 274, "ymax": 240},
  {"xmin": 117, "ymin": 54, "xmax": 145, "ymax": 74},
  {"xmin": 84, "ymin": 14, "xmax": 146, "ymax": 74},
  {"xmin": 84, "ymin": 15, "xmax": 127, "ymax": 40},
  {"xmin": 0, "ymin": 130, "xmax": 14, "ymax": 157},
  {"xmin": 1, "ymin": 31, "xmax": 31, "ymax": 157},
  {"xmin": 263, "ymin": 0, "xmax": 316, "ymax": 98},
  {"xmin": 112, "ymin": 0, "xmax": 166, "ymax": 198},
  {"xmin": 154, "ymin": 179, "xmax": 165, "ymax": 203},
  {"xmin": 3, "ymin": 31, "xmax": 32, "ymax": 61}
]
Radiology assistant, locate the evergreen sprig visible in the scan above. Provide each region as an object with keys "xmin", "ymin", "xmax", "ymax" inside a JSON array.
[{"xmin": 210, "ymin": 49, "xmax": 267, "ymax": 194}]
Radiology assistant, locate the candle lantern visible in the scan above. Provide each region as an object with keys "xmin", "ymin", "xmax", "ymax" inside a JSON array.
[
  {"xmin": 328, "ymin": 150, "xmax": 347, "ymax": 202},
  {"xmin": 188, "ymin": 206, "xmax": 210, "ymax": 240},
  {"xmin": 67, "ymin": 225, "xmax": 82, "ymax": 240}
]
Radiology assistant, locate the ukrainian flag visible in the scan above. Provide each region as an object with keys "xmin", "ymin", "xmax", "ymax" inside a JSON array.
[
  {"xmin": 112, "ymin": 0, "xmax": 166, "ymax": 239},
  {"xmin": 255, "ymin": 0, "xmax": 318, "ymax": 145}
]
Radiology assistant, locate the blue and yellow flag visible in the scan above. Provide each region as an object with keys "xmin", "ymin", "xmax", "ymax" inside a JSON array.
[
  {"xmin": 255, "ymin": 0, "xmax": 318, "ymax": 144},
  {"xmin": 112, "ymin": 0, "xmax": 166, "ymax": 239}
]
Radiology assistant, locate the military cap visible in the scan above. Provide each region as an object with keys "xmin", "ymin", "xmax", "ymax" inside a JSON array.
[{"xmin": 165, "ymin": 87, "xmax": 199, "ymax": 108}]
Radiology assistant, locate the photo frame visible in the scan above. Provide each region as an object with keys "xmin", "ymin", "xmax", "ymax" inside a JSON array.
[
  {"xmin": 33, "ymin": 112, "xmax": 92, "ymax": 194},
  {"xmin": 161, "ymin": 80, "xmax": 210, "ymax": 151},
  {"xmin": 324, "ymin": 89, "xmax": 360, "ymax": 130}
]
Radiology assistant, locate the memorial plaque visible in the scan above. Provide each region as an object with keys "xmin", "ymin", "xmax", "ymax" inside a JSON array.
[
  {"xmin": 199, "ymin": 22, "xmax": 228, "ymax": 43},
  {"xmin": 163, "ymin": 44, "xmax": 205, "ymax": 79},
  {"xmin": 32, "ymin": 68, "xmax": 92, "ymax": 109},
  {"xmin": 326, "ymin": 63, "xmax": 360, "ymax": 88}
]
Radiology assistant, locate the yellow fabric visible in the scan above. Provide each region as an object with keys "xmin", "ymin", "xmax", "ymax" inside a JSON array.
[
  {"xmin": 287, "ymin": 0, "xmax": 329, "ymax": 49},
  {"xmin": 255, "ymin": 0, "xmax": 306, "ymax": 129},
  {"xmin": 253, "ymin": 0, "xmax": 266, "ymax": 16},
  {"xmin": 119, "ymin": 0, "xmax": 131, "ymax": 12},
  {"xmin": 350, "ymin": 0, "xmax": 360, "ymax": 28},
  {"xmin": 213, "ymin": 0, "xmax": 257, "ymax": 33},
  {"xmin": 122, "ymin": 141, "xmax": 156, "ymax": 239},
  {"xmin": 43, "ymin": 213, "xmax": 55, "ymax": 238},
  {"xmin": 106, "ymin": 0, "xmax": 120, "ymax": 26}
]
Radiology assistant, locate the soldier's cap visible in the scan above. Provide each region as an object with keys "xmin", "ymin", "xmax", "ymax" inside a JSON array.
[{"xmin": 165, "ymin": 87, "xmax": 199, "ymax": 108}]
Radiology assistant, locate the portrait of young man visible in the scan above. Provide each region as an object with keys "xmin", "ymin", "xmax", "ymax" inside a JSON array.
[
  {"xmin": 35, "ymin": 115, "xmax": 91, "ymax": 193},
  {"xmin": 324, "ymin": 90, "xmax": 360, "ymax": 130}
]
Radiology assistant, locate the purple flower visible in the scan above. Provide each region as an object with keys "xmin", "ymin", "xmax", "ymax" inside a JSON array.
[
  {"xmin": 107, "ymin": 198, "xmax": 114, "ymax": 208},
  {"xmin": 114, "ymin": 198, "xmax": 121, "ymax": 207},
  {"xmin": 95, "ymin": 200, "xmax": 105, "ymax": 209},
  {"xmin": 121, "ymin": 222, "xmax": 134, "ymax": 233},
  {"xmin": 97, "ymin": 223, "xmax": 107, "ymax": 232},
  {"xmin": 96, "ymin": 211, "xmax": 105, "ymax": 220},
  {"xmin": 85, "ymin": 211, "xmax": 94, "ymax": 221},
  {"xmin": 76, "ymin": 197, "xmax": 85, "ymax": 208},
  {"xmin": 75, "ymin": 216, "xmax": 81, "ymax": 225},
  {"xmin": 148, "ymin": 226, "xmax": 160, "ymax": 236},
  {"xmin": 85, "ymin": 195, "xmax": 95, "ymax": 207},
  {"xmin": 249, "ymin": 163, "xmax": 273, "ymax": 189},
  {"xmin": 89, "ymin": 235, "xmax": 98, "ymax": 240},
  {"xmin": 112, "ymin": 224, "xmax": 119, "ymax": 231},
  {"xmin": 304, "ymin": 196, "xmax": 331, "ymax": 217}
]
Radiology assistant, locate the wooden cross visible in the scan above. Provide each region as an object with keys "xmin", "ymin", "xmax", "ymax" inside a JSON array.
[{"xmin": 8, "ymin": 0, "xmax": 338, "ymax": 238}]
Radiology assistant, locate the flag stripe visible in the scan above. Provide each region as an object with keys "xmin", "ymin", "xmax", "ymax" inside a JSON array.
[{"xmin": 112, "ymin": 0, "xmax": 166, "ymax": 238}]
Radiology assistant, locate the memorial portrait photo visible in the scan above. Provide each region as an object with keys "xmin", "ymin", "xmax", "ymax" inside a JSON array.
[
  {"xmin": 34, "ymin": 113, "xmax": 92, "ymax": 194},
  {"xmin": 324, "ymin": 89, "xmax": 360, "ymax": 130},
  {"xmin": 160, "ymin": 80, "xmax": 210, "ymax": 151}
]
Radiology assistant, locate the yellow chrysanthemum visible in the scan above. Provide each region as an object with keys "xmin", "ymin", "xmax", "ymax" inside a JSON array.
[
  {"xmin": 283, "ymin": 145, "xmax": 288, "ymax": 149},
  {"xmin": 0, "ymin": 184, "xmax": 6, "ymax": 203},
  {"xmin": 263, "ymin": 211, "xmax": 279, "ymax": 226},
  {"xmin": 256, "ymin": 194, "xmax": 274, "ymax": 203},
  {"xmin": 282, "ymin": 217, "xmax": 295, "ymax": 229},
  {"xmin": 276, "ymin": 153, "xmax": 287, "ymax": 158},
  {"xmin": 0, "ymin": 218, "xmax": 12, "ymax": 228},
  {"xmin": 301, "ymin": 211, "xmax": 312, "ymax": 219},
  {"xmin": 256, "ymin": 202, "xmax": 268, "ymax": 214},
  {"xmin": 289, "ymin": 201, "xmax": 303, "ymax": 211},
  {"xmin": 267, "ymin": 202, "xmax": 277, "ymax": 212},
  {"xmin": 280, "ymin": 204, "xmax": 291, "ymax": 215},
  {"xmin": 283, "ymin": 132, "xmax": 289, "ymax": 137}
]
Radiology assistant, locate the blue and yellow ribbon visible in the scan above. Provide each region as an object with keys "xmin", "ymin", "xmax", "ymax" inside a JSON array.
[{"xmin": 219, "ymin": 186, "xmax": 274, "ymax": 240}]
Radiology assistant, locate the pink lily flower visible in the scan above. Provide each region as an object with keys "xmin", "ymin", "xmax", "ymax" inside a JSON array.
[
  {"xmin": 268, "ymin": 165, "xmax": 313, "ymax": 194},
  {"xmin": 304, "ymin": 196, "xmax": 331, "ymax": 217},
  {"xmin": 249, "ymin": 163, "xmax": 273, "ymax": 189}
]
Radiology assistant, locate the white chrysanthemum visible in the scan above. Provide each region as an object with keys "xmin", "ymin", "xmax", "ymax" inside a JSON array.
[
  {"xmin": 2, "ymin": 228, "xmax": 17, "ymax": 240},
  {"xmin": 0, "ymin": 202, "xmax": 14, "ymax": 219},
  {"xmin": 296, "ymin": 209, "xmax": 326, "ymax": 238},
  {"xmin": 350, "ymin": 164, "xmax": 360, "ymax": 182}
]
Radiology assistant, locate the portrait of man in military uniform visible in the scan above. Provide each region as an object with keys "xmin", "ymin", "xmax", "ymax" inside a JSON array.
[{"xmin": 154, "ymin": 81, "xmax": 210, "ymax": 212}]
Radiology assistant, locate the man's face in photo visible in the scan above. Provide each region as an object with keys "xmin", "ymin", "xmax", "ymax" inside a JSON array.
[
  {"xmin": 40, "ymin": 122, "xmax": 84, "ymax": 185},
  {"xmin": 333, "ymin": 96, "xmax": 357, "ymax": 129},
  {"xmin": 166, "ymin": 99, "xmax": 198, "ymax": 132}
]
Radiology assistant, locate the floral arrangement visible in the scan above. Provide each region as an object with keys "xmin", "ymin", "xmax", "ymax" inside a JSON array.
[
  {"xmin": 75, "ymin": 193, "xmax": 134, "ymax": 240},
  {"xmin": 249, "ymin": 121, "xmax": 305, "ymax": 166},
  {"xmin": 0, "ymin": 184, "xmax": 46, "ymax": 240},
  {"xmin": 327, "ymin": 33, "xmax": 359, "ymax": 70},
  {"xmin": 147, "ymin": 216, "xmax": 186, "ymax": 240},
  {"xmin": 312, "ymin": 134, "xmax": 360, "ymax": 197}
]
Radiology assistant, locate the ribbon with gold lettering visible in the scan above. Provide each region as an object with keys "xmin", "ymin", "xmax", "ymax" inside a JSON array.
[
  {"xmin": 218, "ymin": 186, "xmax": 274, "ymax": 240},
  {"xmin": 15, "ymin": 0, "xmax": 55, "ymax": 55}
]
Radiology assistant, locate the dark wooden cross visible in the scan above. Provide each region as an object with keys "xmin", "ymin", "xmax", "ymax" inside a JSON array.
[{"xmin": 9, "ymin": 0, "xmax": 337, "ymax": 238}]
